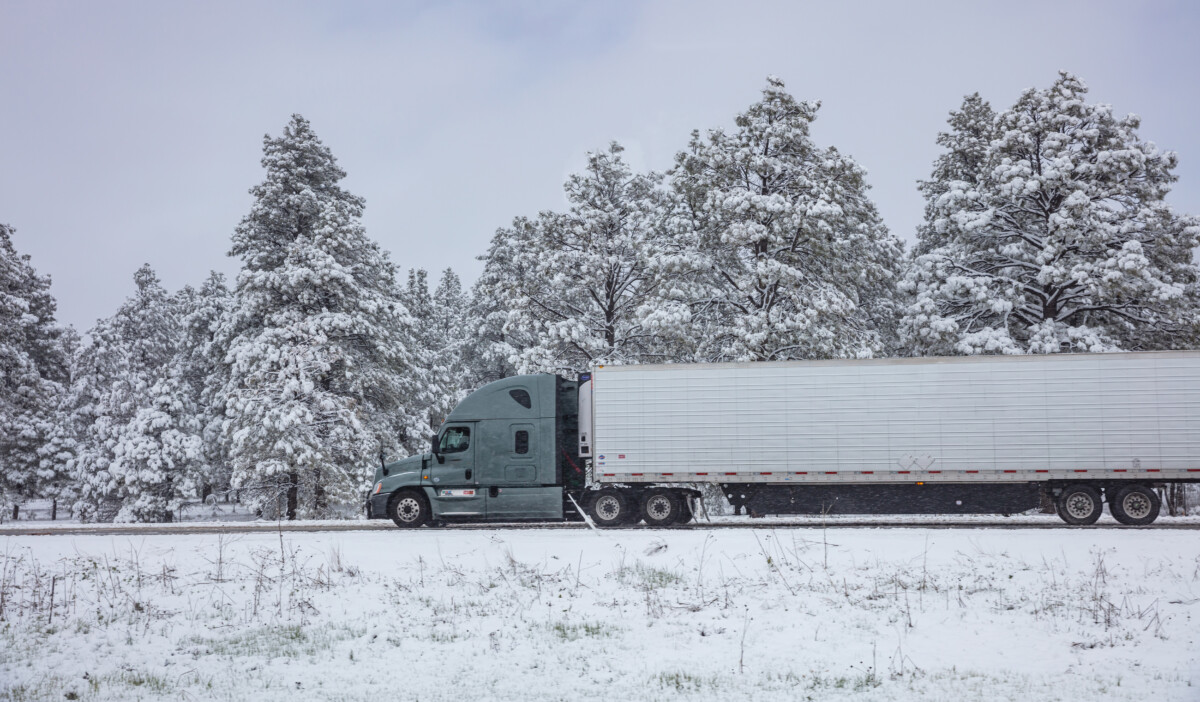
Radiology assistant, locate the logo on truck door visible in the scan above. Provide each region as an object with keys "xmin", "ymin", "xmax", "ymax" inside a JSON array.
[{"xmin": 439, "ymin": 489, "xmax": 476, "ymax": 497}]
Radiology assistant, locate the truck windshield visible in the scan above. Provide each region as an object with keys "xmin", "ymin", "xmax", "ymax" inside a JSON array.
[{"xmin": 439, "ymin": 427, "xmax": 470, "ymax": 454}]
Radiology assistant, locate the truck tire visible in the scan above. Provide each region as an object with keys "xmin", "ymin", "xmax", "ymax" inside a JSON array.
[
  {"xmin": 1109, "ymin": 485, "xmax": 1160, "ymax": 526},
  {"xmin": 1056, "ymin": 485, "xmax": 1103, "ymax": 525},
  {"xmin": 388, "ymin": 490, "xmax": 430, "ymax": 528},
  {"xmin": 641, "ymin": 489, "xmax": 682, "ymax": 527},
  {"xmin": 589, "ymin": 489, "xmax": 630, "ymax": 528}
]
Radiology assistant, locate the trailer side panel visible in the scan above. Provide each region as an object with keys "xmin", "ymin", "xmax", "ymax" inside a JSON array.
[{"xmin": 591, "ymin": 352, "xmax": 1200, "ymax": 484}]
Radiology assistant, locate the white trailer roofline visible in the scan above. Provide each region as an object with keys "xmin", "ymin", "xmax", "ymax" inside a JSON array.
[{"xmin": 592, "ymin": 349, "xmax": 1200, "ymax": 373}]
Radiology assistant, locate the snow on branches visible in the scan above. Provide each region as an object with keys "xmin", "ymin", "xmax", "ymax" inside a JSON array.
[
  {"xmin": 644, "ymin": 77, "xmax": 904, "ymax": 362},
  {"xmin": 902, "ymin": 73, "xmax": 1200, "ymax": 355},
  {"xmin": 217, "ymin": 115, "xmax": 419, "ymax": 519}
]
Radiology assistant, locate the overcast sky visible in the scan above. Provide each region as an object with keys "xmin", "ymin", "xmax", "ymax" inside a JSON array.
[{"xmin": 2, "ymin": 0, "xmax": 1198, "ymax": 331}]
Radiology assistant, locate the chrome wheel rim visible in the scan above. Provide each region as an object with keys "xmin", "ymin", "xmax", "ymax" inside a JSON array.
[
  {"xmin": 647, "ymin": 495, "xmax": 673, "ymax": 520},
  {"xmin": 1065, "ymin": 493, "xmax": 1096, "ymax": 520},
  {"xmin": 1121, "ymin": 492, "xmax": 1152, "ymax": 520},
  {"xmin": 395, "ymin": 497, "xmax": 422, "ymax": 523},
  {"xmin": 595, "ymin": 495, "xmax": 620, "ymax": 520}
]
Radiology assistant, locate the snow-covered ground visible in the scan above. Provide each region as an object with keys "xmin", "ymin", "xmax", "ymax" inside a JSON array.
[{"xmin": 2, "ymin": 526, "xmax": 1197, "ymax": 701}]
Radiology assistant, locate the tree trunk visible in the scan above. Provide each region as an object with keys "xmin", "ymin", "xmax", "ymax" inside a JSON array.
[
  {"xmin": 51, "ymin": 498, "xmax": 57, "ymax": 521},
  {"xmin": 314, "ymin": 479, "xmax": 327, "ymax": 517},
  {"xmin": 201, "ymin": 484, "xmax": 212, "ymax": 505},
  {"xmin": 11, "ymin": 504, "xmax": 17, "ymax": 521},
  {"xmin": 286, "ymin": 472, "xmax": 299, "ymax": 520}
]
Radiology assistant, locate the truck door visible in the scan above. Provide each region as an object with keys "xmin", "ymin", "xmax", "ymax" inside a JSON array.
[
  {"xmin": 483, "ymin": 422, "xmax": 562, "ymax": 520},
  {"xmin": 427, "ymin": 422, "xmax": 484, "ymax": 517}
]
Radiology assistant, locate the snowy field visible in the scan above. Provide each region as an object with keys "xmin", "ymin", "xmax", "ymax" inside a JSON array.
[{"xmin": 1, "ymin": 526, "xmax": 1198, "ymax": 701}]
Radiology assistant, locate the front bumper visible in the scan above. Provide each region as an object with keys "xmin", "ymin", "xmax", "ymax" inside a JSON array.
[{"xmin": 366, "ymin": 493, "xmax": 391, "ymax": 519}]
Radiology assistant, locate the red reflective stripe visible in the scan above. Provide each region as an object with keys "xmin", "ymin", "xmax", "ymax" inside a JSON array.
[
  {"xmin": 662, "ymin": 473, "xmax": 674, "ymax": 476},
  {"xmin": 632, "ymin": 473, "xmax": 643, "ymax": 476},
  {"xmin": 794, "ymin": 472, "xmax": 807, "ymax": 475},
  {"xmin": 1074, "ymin": 470, "xmax": 1087, "ymax": 473},
  {"xmin": 725, "ymin": 472, "xmax": 737, "ymax": 476},
  {"xmin": 897, "ymin": 471, "xmax": 910, "ymax": 474},
  {"xmin": 1113, "ymin": 469, "xmax": 1127, "ymax": 473},
  {"xmin": 928, "ymin": 471, "xmax": 941, "ymax": 474},
  {"xmin": 1147, "ymin": 469, "xmax": 1161, "ymax": 473},
  {"xmin": 602, "ymin": 474, "xmax": 615, "ymax": 477},
  {"xmin": 825, "ymin": 472, "xmax": 837, "ymax": 475},
  {"xmin": 1003, "ymin": 470, "xmax": 1016, "ymax": 473},
  {"xmin": 1035, "ymin": 470, "xmax": 1048, "ymax": 473},
  {"xmin": 695, "ymin": 472, "xmax": 708, "ymax": 476},
  {"xmin": 966, "ymin": 470, "xmax": 979, "ymax": 474},
  {"xmin": 1189, "ymin": 469, "xmax": 1200, "ymax": 473},
  {"xmin": 861, "ymin": 471, "xmax": 874, "ymax": 474}
]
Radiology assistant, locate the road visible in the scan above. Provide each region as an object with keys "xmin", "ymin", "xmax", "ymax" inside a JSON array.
[{"xmin": 3, "ymin": 519, "xmax": 1198, "ymax": 536}]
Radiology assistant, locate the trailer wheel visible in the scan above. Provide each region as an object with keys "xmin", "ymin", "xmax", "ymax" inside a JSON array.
[
  {"xmin": 388, "ymin": 490, "xmax": 430, "ymax": 528},
  {"xmin": 589, "ymin": 489, "xmax": 629, "ymax": 528},
  {"xmin": 1109, "ymin": 485, "xmax": 1160, "ymax": 526},
  {"xmin": 1056, "ymin": 485, "xmax": 1102, "ymax": 525},
  {"xmin": 641, "ymin": 489, "xmax": 682, "ymax": 527}
]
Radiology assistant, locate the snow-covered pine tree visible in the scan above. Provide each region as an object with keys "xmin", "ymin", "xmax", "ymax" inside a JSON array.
[
  {"xmin": 37, "ymin": 326, "xmax": 80, "ymax": 520},
  {"xmin": 468, "ymin": 228, "xmax": 536, "ymax": 385},
  {"xmin": 479, "ymin": 143, "xmax": 667, "ymax": 375},
  {"xmin": 644, "ymin": 77, "xmax": 904, "ymax": 362},
  {"xmin": 428, "ymin": 269, "xmax": 470, "ymax": 423},
  {"xmin": 900, "ymin": 73, "xmax": 1200, "ymax": 355},
  {"xmin": 218, "ymin": 115, "xmax": 417, "ymax": 519},
  {"xmin": 108, "ymin": 372, "xmax": 202, "ymax": 522},
  {"xmin": 914, "ymin": 93, "xmax": 997, "ymax": 256},
  {"xmin": 395, "ymin": 269, "xmax": 442, "ymax": 455},
  {"xmin": 179, "ymin": 272, "xmax": 234, "ymax": 504},
  {"xmin": 70, "ymin": 265, "xmax": 189, "ymax": 521},
  {"xmin": 0, "ymin": 223, "xmax": 69, "ymax": 520},
  {"xmin": 392, "ymin": 267, "xmax": 471, "ymax": 454}
]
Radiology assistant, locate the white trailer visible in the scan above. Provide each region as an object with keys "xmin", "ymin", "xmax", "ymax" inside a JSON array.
[{"xmin": 578, "ymin": 351, "xmax": 1200, "ymax": 525}]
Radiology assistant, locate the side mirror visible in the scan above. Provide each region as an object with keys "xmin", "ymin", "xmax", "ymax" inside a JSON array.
[{"xmin": 431, "ymin": 435, "xmax": 445, "ymax": 464}]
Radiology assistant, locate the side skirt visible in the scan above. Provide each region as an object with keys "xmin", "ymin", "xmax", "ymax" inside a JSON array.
[{"xmin": 722, "ymin": 483, "xmax": 1042, "ymax": 516}]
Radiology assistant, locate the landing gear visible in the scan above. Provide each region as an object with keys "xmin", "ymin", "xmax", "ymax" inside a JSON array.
[{"xmin": 1109, "ymin": 485, "xmax": 1160, "ymax": 526}]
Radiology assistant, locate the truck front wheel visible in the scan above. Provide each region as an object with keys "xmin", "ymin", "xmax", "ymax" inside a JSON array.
[
  {"xmin": 1109, "ymin": 485, "xmax": 1160, "ymax": 526},
  {"xmin": 389, "ymin": 490, "xmax": 430, "ymax": 528},
  {"xmin": 1056, "ymin": 485, "xmax": 1102, "ymax": 525},
  {"xmin": 589, "ymin": 489, "xmax": 630, "ymax": 528}
]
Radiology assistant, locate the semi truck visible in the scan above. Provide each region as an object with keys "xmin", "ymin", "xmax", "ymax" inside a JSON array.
[{"xmin": 366, "ymin": 351, "xmax": 1200, "ymax": 528}]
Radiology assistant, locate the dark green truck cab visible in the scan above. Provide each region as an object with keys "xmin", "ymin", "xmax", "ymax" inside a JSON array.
[{"xmin": 366, "ymin": 374, "xmax": 585, "ymax": 525}]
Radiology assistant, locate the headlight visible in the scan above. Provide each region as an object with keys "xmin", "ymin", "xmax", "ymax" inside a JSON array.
[{"xmin": 373, "ymin": 482, "xmax": 383, "ymax": 495}]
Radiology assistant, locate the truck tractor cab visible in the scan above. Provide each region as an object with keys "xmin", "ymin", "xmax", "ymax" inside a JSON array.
[{"xmin": 366, "ymin": 374, "xmax": 582, "ymax": 526}]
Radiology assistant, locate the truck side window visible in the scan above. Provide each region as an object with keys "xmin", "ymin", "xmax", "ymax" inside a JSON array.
[
  {"xmin": 515, "ymin": 430, "xmax": 529, "ymax": 454},
  {"xmin": 439, "ymin": 427, "xmax": 470, "ymax": 454},
  {"xmin": 509, "ymin": 389, "xmax": 532, "ymax": 408}
]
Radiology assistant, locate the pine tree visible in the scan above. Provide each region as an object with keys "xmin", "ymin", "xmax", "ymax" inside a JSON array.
[
  {"xmin": 914, "ymin": 93, "xmax": 998, "ymax": 256},
  {"xmin": 425, "ymin": 269, "xmax": 470, "ymax": 429},
  {"xmin": 217, "ymin": 115, "xmax": 417, "ymax": 519},
  {"xmin": 901, "ymin": 73, "xmax": 1200, "ymax": 355},
  {"xmin": 0, "ymin": 223, "xmax": 68, "ymax": 519},
  {"xmin": 478, "ymin": 143, "xmax": 667, "ymax": 375},
  {"xmin": 469, "ymin": 224, "xmax": 538, "ymax": 384},
  {"xmin": 70, "ymin": 265, "xmax": 193, "ymax": 522},
  {"xmin": 644, "ymin": 77, "xmax": 904, "ymax": 362},
  {"xmin": 179, "ymin": 272, "xmax": 234, "ymax": 504}
]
